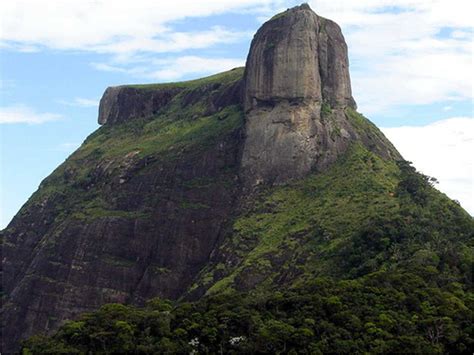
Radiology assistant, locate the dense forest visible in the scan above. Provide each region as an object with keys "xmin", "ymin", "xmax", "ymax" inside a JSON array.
[{"xmin": 22, "ymin": 272, "xmax": 473, "ymax": 354}]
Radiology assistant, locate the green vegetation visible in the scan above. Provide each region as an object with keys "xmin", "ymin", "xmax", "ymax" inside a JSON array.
[
  {"xmin": 22, "ymin": 142, "xmax": 474, "ymax": 354},
  {"xmin": 22, "ymin": 271, "xmax": 473, "ymax": 354},
  {"xmin": 74, "ymin": 104, "xmax": 243, "ymax": 164},
  {"xmin": 15, "ymin": 65, "xmax": 473, "ymax": 353},
  {"xmin": 269, "ymin": 10, "xmax": 288, "ymax": 21},
  {"xmin": 321, "ymin": 101, "xmax": 332, "ymax": 117},
  {"xmin": 345, "ymin": 107, "xmax": 399, "ymax": 155},
  {"xmin": 202, "ymin": 144, "xmax": 472, "ymax": 294},
  {"xmin": 20, "ymin": 76, "xmax": 244, "ymax": 230}
]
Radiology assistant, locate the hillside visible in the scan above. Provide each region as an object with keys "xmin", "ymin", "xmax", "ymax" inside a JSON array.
[
  {"xmin": 2, "ymin": 4, "xmax": 473, "ymax": 353},
  {"xmin": 19, "ymin": 142, "xmax": 474, "ymax": 353}
]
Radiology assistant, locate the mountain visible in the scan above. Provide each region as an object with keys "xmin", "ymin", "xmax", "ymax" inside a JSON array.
[{"xmin": 2, "ymin": 4, "xmax": 473, "ymax": 353}]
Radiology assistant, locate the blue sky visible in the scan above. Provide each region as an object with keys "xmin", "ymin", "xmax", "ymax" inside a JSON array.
[{"xmin": 1, "ymin": 0, "xmax": 473, "ymax": 228}]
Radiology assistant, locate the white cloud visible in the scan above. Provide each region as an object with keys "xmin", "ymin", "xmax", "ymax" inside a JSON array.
[
  {"xmin": 0, "ymin": 1, "xmax": 269, "ymax": 83},
  {"xmin": 94, "ymin": 27, "xmax": 251, "ymax": 55},
  {"xmin": 382, "ymin": 117, "xmax": 474, "ymax": 214},
  {"xmin": 58, "ymin": 97, "xmax": 99, "ymax": 108},
  {"xmin": 92, "ymin": 56, "xmax": 245, "ymax": 81},
  {"xmin": 0, "ymin": 0, "xmax": 280, "ymax": 53},
  {"xmin": 1, "ymin": 0, "xmax": 472, "ymax": 113},
  {"xmin": 308, "ymin": 0, "xmax": 473, "ymax": 115},
  {"xmin": 150, "ymin": 56, "xmax": 245, "ymax": 81},
  {"xmin": 310, "ymin": 0, "xmax": 473, "ymax": 28},
  {"xmin": 90, "ymin": 63, "xmax": 128, "ymax": 73},
  {"xmin": 0, "ymin": 105, "xmax": 62, "ymax": 124}
]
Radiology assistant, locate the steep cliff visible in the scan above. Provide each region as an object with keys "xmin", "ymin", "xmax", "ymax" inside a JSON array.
[
  {"xmin": 241, "ymin": 4, "xmax": 397, "ymax": 186},
  {"xmin": 2, "ymin": 4, "xmax": 472, "ymax": 353}
]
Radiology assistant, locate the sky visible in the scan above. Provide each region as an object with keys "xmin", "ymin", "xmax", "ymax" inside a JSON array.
[{"xmin": 0, "ymin": 0, "xmax": 473, "ymax": 228}]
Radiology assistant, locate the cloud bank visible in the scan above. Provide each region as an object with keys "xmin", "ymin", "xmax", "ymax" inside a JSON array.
[
  {"xmin": 2, "ymin": 0, "xmax": 471, "ymax": 108},
  {"xmin": 92, "ymin": 56, "xmax": 245, "ymax": 81},
  {"xmin": 0, "ymin": 0, "xmax": 278, "ymax": 53},
  {"xmin": 58, "ymin": 97, "xmax": 99, "ymax": 108},
  {"xmin": 0, "ymin": 105, "xmax": 62, "ymax": 124},
  {"xmin": 308, "ymin": 0, "xmax": 473, "ymax": 114},
  {"xmin": 382, "ymin": 117, "xmax": 474, "ymax": 214}
]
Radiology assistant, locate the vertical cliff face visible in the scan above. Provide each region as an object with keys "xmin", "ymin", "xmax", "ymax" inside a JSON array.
[
  {"xmin": 98, "ymin": 86, "xmax": 183, "ymax": 125},
  {"xmin": 243, "ymin": 4, "xmax": 354, "ymax": 111},
  {"xmin": 241, "ymin": 4, "xmax": 366, "ymax": 186}
]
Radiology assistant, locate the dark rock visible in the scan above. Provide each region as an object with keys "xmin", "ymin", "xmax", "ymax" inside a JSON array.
[
  {"xmin": 1, "ymin": 127, "xmax": 244, "ymax": 352},
  {"xmin": 98, "ymin": 86, "xmax": 182, "ymax": 125},
  {"xmin": 99, "ymin": 76, "xmax": 243, "ymax": 126},
  {"xmin": 181, "ymin": 83, "xmax": 222, "ymax": 108},
  {"xmin": 243, "ymin": 4, "xmax": 354, "ymax": 111},
  {"xmin": 240, "ymin": 4, "xmax": 394, "ymax": 187},
  {"xmin": 180, "ymin": 79, "xmax": 243, "ymax": 117},
  {"xmin": 210, "ymin": 79, "xmax": 243, "ymax": 113}
]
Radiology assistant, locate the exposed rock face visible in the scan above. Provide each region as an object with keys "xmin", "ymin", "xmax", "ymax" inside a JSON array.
[
  {"xmin": 98, "ymin": 79, "xmax": 243, "ymax": 125},
  {"xmin": 242, "ymin": 103, "xmax": 349, "ymax": 186},
  {"xmin": 241, "ymin": 4, "xmax": 360, "ymax": 186},
  {"xmin": 1, "ymin": 5, "xmax": 402, "ymax": 353},
  {"xmin": 1, "ymin": 113, "xmax": 244, "ymax": 353},
  {"xmin": 1, "ymin": 66, "xmax": 246, "ymax": 353},
  {"xmin": 243, "ymin": 4, "xmax": 354, "ymax": 110},
  {"xmin": 98, "ymin": 86, "xmax": 182, "ymax": 125}
]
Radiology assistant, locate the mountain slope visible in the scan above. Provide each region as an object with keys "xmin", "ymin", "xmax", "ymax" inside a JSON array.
[
  {"xmin": 2, "ymin": 4, "xmax": 473, "ymax": 353},
  {"xmin": 1, "ymin": 68, "xmax": 246, "ymax": 351},
  {"xmin": 190, "ymin": 142, "xmax": 472, "ymax": 300},
  {"xmin": 20, "ymin": 143, "xmax": 474, "ymax": 354}
]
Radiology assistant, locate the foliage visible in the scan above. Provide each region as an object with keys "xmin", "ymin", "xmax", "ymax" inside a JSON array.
[
  {"xmin": 16, "ymin": 73, "xmax": 244, "ymax": 229},
  {"xmin": 396, "ymin": 159, "xmax": 439, "ymax": 205},
  {"xmin": 21, "ymin": 145, "xmax": 474, "ymax": 354},
  {"xmin": 321, "ymin": 101, "xmax": 332, "ymax": 117},
  {"xmin": 345, "ymin": 107, "xmax": 399, "ymax": 157},
  {"xmin": 21, "ymin": 271, "xmax": 473, "ymax": 354},
  {"xmin": 203, "ymin": 144, "xmax": 472, "ymax": 297},
  {"xmin": 15, "ymin": 66, "xmax": 474, "ymax": 354}
]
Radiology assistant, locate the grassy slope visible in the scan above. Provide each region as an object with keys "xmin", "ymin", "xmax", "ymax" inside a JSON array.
[
  {"xmin": 11, "ymin": 69, "xmax": 244, "ymax": 226},
  {"xmin": 197, "ymin": 144, "xmax": 472, "ymax": 298}
]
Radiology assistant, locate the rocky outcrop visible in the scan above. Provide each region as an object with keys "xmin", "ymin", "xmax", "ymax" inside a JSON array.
[
  {"xmin": 243, "ymin": 3, "xmax": 354, "ymax": 111},
  {"xmin": 1, "ymin": 5, "xmax": 402, "ymax": 353},
  {"xmin": 98, "ymin": 78, "xmax": 243, "ymax": 125},
  {"xmin": 242, "ymin": 103, "xmax": 352, "ymax": 186},
  {"xmin": 1, "ymin": 66, "xmax": 246, "ymax": 353},
  {"xmin": 180, "ymin": 79, "xmax": 243, "ymax": 116},
  {"xmin": 241, "ymin": 4, "xmax": 364, "ymax": 186},
  {"xmin": 98, "ymin": 86, "xmax": 182, "ymax": 125},
  {"xmin": 1, "ymin": 115, "xmax": 244, "ymax": 353}
]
